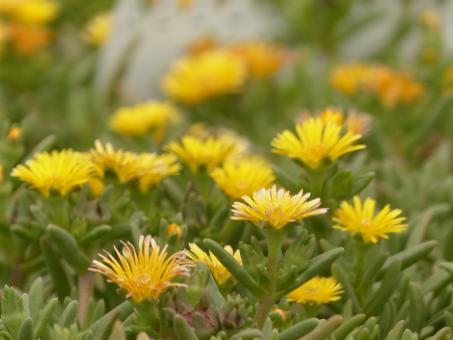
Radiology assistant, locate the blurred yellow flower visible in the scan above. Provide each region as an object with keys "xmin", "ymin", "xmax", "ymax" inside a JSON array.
[
  {"xmin": 167, "ymin": 135, "xmax": 237, "ymax": 172},
  {"xmin": 419, "ymin": 9, "xmax": 440, "ymax": 31},
  {"xmin": 211, "ymin": 157, "xmax": 275, "ymax": 199},
  {"xmin": 163, "ymin": 50, "xmax": 246, "ymax": 104},
  {"xmin": 0, "ymin": 165, "xmax": 3, "ymax": 184},
  {"xmin": 90, "ymin": 140, "xmax": 179, "ymax": 188},
  {"xmin": 109, "ymin": 101, "xmax": 179, "ymax": 139},
  {"xmin": 443, "ymin": 66, "xmax": 453, "ymax": 94},
  {"xmin": 11, "ymin": 149, "xmax": 95, "ymax": 196},
  {"xmin": 12, "ymin": 0, "xmax": 58, "ymax": 25},
  {"xmin": 186, "ymin": 34, "xmax": 217, "ymax": 56},
  {"xmin": 8, "ymin": 23, "xmax": 51, "ymax": 55},
  {"xmin": 229, "ymin": 41, "xmax": 287, "ymax": 78},
  {"xmin": 0, "ymin": 0, "xmax": 20, "ymax": 15},
  {"xmin": 136, "ymin": 153, "xmax": 180, "ymax": 191},
  {"xmin": 329, "ymin": 63, "xmax": 371, "ymax": 96},
  {"xmin": 85, "ymin": 13, "xmax": 112, "ymax": 47},
  {"xmin": 333, "ymin": 196, "xmax": 407, "ymax": 243},
  {"xmin": 177, "ymin": 0, "xmax": 195, "ymax": 9},
  {"xmin": 287, "ymin": 277, "xmax": 343, "ymax": 304},
  {"xmin": 6, "ymin": 126, "xmax": 21, "ymax": 141},
  {"xmin": 185, "ymin": 243, "xmax": 241, "ymax": 285},
  {"xmin": 319, "ymin": 108, "xmax": 344, "ymax": 126},
  {"xmin": 231, "ymin": 185, "xmax": 327, "ymax": 230},
  {"xmin": 166, "ymin": 223, "xmax": 183, "ymax": 239},
  {"xmin": 272, "ymin": 117, "xmax": 365, "ymax": 169},
  {"xmin": 91, "ymin": 235, "xmax": 189, "ymax": 302}
]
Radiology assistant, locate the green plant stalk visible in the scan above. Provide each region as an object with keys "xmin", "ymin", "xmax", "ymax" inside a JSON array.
[
  {"xmin": 354, "ymin": 239, "xmax": 369, "ymax": 301},
  {"xmin": 254, "ymin": 228, "xmax": 285, "ymax": 329}
]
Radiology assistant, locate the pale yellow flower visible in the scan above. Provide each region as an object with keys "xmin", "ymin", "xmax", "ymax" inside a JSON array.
[
  {"xmin": 333, "ymin": 196, "xmax": 407, "ymax": 243},
  {"xmin": 185, "ymin": 243, "xmax": 241, "ymax": 285},
  {"xmin": 163, "ymin": 50, "xmax": 246, "ymax": 104},
  {"xmin": 231, "ymin": 185, "xmax": 327, "ymax": 230},
  {"xmin": 272, "ymin": 118, "xmax": 365, "ymax": 169},
  {"xmin": 91, "ymin": 236, "xmax": 189, "ymax": 302},
  {"xmin": 287, "ymin": 277, "xmax": 343, "ymax": 304},
  {"xmin": 211, "ymin": 157, "xmax": 275, "ymax": 199},
  {"xmin": 167, "ymin": 135, "xmax": 237, "ymax": 172}
]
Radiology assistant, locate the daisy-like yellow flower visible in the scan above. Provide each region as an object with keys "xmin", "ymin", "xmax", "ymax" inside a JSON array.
[
  {"xmin": 287, "ymin": 277, "xmax": 343, "ymax": 304},
  {"xmin": 229, "ymin": 41, "xmax": 287, "ymax": 79},
  {"xmin": 333, "ymin": 196, "xmax": 407, "ymax": 243},
  {"xmin": 11, "ymin": 0, "xmax": 58, "ymax": 25},
  {"xmin": 136, "ymin": 153, "xmax": 180, "ymax": 191},
  {"xmin": 85, "ymin": 13, "xmax": 112, "ymax": 47},
  {"xmin": 211, "ymin": 157, "xmax": 275, "ymax": 199},
  {"xmin": 11, "ymin": 149, "xmax": 95, "ymax": 196},
  {"xmin": 89, "ymin": 140, "xmax": 179, "ymax": 188},
  {"xmin": 166, "ymin": 134, "xmax": 237, "ymax": 172},
  {"xmin": 7, "ymin": 126, "xmax": 21, "ymax": 141},
  {"xmin": 185, "ymin": 243, "xmax": 241, "ymax": 285},
  {"xmin": 272, "ymin": 118, "xmax": 365, "ymax": 169},
  {"xmin": 90, "ymin": 235, "xmax": 189, "ymax": 302},
  {"xmin": 162, "ymin": 50, "xmax": 246, "ymax": 104},
  {"xmin": 231, "ymin": 185, "xmax": 327, "ymax": 230},
  {"xmin": 109, "ymin": 101, "xmax": 179, "ymax": 139}
]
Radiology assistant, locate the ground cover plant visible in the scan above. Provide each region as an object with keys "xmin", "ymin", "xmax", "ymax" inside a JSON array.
[{"xmin": 0, "ymin": 0, "xmax": 453, "ymax": 339}]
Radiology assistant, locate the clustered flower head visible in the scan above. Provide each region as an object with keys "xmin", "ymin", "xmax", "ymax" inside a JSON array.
[
  {"xmin": 11, "ymin": 149, "xmax": 95, "ymax": 196},
  {"xmin": 109, "ymin": 101, "xmax": 179, "ymax": 139},
  {"xmin": 166, "ymin": 134, "xmax": 240, "ymax": 172},
  {"xmin": 185, "ymin": 243, "xmax": 241, "ymax": 285},
  {"xmin": 287, "ymin": 276, "xmax": 343, "ymax": 305},
  {"xmin": 90, "ymin": 140, "xmax": 180, "ymax": 190},
  {"xmin": 333, "ymin": 196, "xmax": 407, "ymax": 243},
  {"xmin": 210, "ymin": 157, "xmax": 275, "ymax": 199},
  {"xmin": 163, "ymin": 50, "xmax": 246, "ymax": 104},
  {"xmin": 232, "ymin": 185, "xmax": 328, "ymax": 230},
  {"xmin": 0, "ymin": 0, "xmax": 58, "ymax": 55},
  {"xmin": 85, "ymin": 12, "xmax": 111, "ymax": 47},
  {"xmin": 272, "ymin": 117, "xmax": 365, "ymax": 169},
  {"xmin": 330, "ymin": 63, "xmax": 424, "ymax": 108},
  {"xmin": 90, "ymin": 235, "xmax": 190, "ymax": 302}
]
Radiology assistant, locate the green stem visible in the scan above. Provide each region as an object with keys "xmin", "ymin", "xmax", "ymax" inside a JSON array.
[
  {"xmin": 354, "ymin": 240, "xmax": 369, "ymax": 301},
  {"xmin": 254, "ymin": 228, "xmax": 285, "ymax": 329}
]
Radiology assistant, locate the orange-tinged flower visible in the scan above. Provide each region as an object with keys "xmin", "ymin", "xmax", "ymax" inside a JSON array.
[
  {"xmin": 231, "ymin": 185, "xmax": 327, "ymax": 229},
  {"xmin": 333, "ymin": 196, "xmax": 407, "ymax": 243},
  {"xmin": 91, "ymin": 236, "xmax": 190, "ymax": 302},
  {"xmin": 8, "ymin": 23, "xmax": 51, "ymax": 55},
  {"xmin": 7, "ymin": 126, "xmax": 21, "ymax": 141},
  {"xmin": 229, "ymin": 41, "xmax": 287, "ymax": 78},
  {"xmin": 287, "ymin": 277, "xmax": 343, "ymax": 304}
]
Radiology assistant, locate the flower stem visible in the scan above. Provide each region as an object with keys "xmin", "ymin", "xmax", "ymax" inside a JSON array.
[
  {"xmin": 254, "ymin": 228, "xmax": 285, "ymax": 329},
  {"xmin": 78, "ymin": 272, "xmax": 93, "ymax": 327}
]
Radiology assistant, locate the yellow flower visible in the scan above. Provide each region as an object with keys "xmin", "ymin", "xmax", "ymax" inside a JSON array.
[
  {"xmin": 167, "ymin": 135, "xmax": 237, "ymax": 172},
  {"xmin": 211, "ymin": 157, "xmax": 275, "ymax": 199},
  {"xmin": 287, "ymin": 277, "xmax": 343, "ymax": 304},
  {"xmin": 319, "ymin": 108, "xmax": 344, "ymax": 126},
  {"xmin": 12, "ymin": 0, "xmax": 58, "ymax": 25},
  {"xmin": 177, "ymin": 0, "xmax": 195, "ymax": 9},
  {"xmin": 271, "ymin": 118, "xmax": 365, "ymax": 169},
  {"xmin": 166, "ymin": 223, "xmax": 183, "ymax": 239},
  {"xmin": 229, "ymin": 41, "xmax": 287, "ymax": 78},
  {"xmin": 136, "ymin": 153, "xmax": 180, "ymax": 191},
  {"xmin": 419, "ymin": 9, "xmax": 440, "ymax": 31},
  {"xmin": 109, "ymin": 101, "xmax": 179, "ymax": 138},
  {"xmin": 231, "ymin": 185, "xmax": 327, "ymax": 230},
  {"xmin": 7, "ymin": 126, "xmax": 21, "ymax": 141},
  {"xmin": 85, "ymin": 13, "xmax": 112, "ymax": 47},
  {"xmin": 90, "ymin": 140, "xmax": 179, "ymax": 188},
  {"xmin": 162, "ymin": 50, "xmax": 246, "ymax": 104},
  {"xmin": 90, "ymin": 235, "xmax": 189, "ymax": 302},
  {"xmin": 329, "ymin": 63, "xmax": 371, "ymax": 96},
  {"xmin": 185, "ymin": 243, "xmax": 241, "ymax": 285},
  {"xmin": 333, "ymin": 196, "xmax": 407, "ymax": 243},
  {"xmin": 186, "ymin": 34, "xmax": 217, "ymax": 56},
  {"xmin": 11, "ymin": 149, "xmax": 95, "ymax": 197}
]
